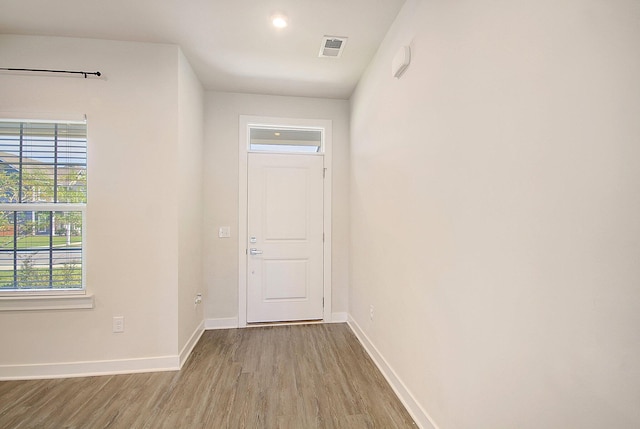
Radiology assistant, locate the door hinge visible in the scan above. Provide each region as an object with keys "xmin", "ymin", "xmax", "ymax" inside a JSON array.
[{"xmin": 323, "ymin": 168, "xmax": 327, "ymax": 178}]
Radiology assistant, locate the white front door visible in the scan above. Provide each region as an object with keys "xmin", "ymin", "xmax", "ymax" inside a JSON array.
[{"xmin": 247, "ymin": 152, "xmax": 324, "ymax": 323}]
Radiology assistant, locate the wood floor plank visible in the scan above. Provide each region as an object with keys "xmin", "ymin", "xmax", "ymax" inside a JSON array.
[{"xmin": 0, "ymin": 323, "xmax": 416, "ymax": 428}]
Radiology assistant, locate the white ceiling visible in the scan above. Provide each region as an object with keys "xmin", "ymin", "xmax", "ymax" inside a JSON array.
[{"xmin": 0, "ymin": 0, "xmax": 406, "ymax": 99}]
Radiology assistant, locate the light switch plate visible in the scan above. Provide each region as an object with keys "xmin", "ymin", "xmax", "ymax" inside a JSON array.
[{"xmin": 218, "ymin": 226, "xmax": 231, "ymax": 238}]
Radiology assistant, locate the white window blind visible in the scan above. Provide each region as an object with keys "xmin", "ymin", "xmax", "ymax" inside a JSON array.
[{"xmin": 0, "ymin": 119, "xmax": 87, "ymax": 292}]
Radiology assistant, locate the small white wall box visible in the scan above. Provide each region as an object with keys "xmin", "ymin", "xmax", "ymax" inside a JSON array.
[{"xmin": 392, "ymin": 45, "xmax": 411, "ymax": 78}]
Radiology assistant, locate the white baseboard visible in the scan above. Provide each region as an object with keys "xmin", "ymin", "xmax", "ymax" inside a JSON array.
[
  {"xmin": 0, "ymin": 355, "xmax": 180, "ymax": 381},
  {"xmin": 179, "ymin": 320, "xmax": 205, "ymax": 368},
  {"xmin": 205, "ymin": 317, "xmax": 239, "ymax": 330},
  {"xmin": 330, "ymin": 312, "xmax": 348, "ymax": 323},
  {"xmin": 347, "ymin": 315, "xmax": 439, "ymax": 429},
  {"xmin": 0, "ymin": 320, "xmax": 207, "ymax": 381}
]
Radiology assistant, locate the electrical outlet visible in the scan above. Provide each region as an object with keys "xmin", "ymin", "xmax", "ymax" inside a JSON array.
[
  {"xmin": 112, "ymin": 316, "xmax": 125, "ymax": 333},
  {"xmin": 369, "ymin": 305, "xmax": 374, "ymax": 320},
  {"xmin": 194, "ymin": 293, "xmax": 202, "ymax": 305}
]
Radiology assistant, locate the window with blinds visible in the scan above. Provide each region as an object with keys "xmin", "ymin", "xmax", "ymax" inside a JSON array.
[{"xmin": 0, "ymin": 120, "xmax": 87, "ymax": 292}]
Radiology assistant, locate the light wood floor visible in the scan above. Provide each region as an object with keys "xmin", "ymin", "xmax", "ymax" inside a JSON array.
[{"xmin": 0, "ymin": 323, "xmax": 416, "ymax": 428}]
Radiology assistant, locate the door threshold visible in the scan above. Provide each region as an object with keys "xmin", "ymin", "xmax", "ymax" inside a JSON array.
[{"xmin": 246, "ymin": 319, "xmax": 323, "ymax": 328}]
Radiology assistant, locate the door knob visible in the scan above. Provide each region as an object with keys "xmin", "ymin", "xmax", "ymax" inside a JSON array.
[{"xmin": 249, "ymin": 248, "xmax": 263, "ymax": 255}]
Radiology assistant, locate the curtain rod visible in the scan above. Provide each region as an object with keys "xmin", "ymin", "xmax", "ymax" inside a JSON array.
[{"xmin": 0, "ymin": 68, "xmax": 101, "ymax": 78}]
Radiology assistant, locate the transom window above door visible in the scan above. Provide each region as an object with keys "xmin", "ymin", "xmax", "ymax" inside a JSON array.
[{"xmin": 249, "ymin": 127, "xmax": 323, "ymax": 154}]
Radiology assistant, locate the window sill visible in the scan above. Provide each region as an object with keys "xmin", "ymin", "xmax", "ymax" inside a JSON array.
[{"xmin": 0, "ymin": 294, "xmax": 94, "ymax": 311}]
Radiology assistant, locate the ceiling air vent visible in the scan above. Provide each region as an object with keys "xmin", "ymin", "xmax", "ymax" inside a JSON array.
[{"xmin": 319, "ymin": 36, "xmax": 348, "ymax": 58}]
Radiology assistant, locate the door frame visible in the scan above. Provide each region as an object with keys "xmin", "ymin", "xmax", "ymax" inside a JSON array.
[{"xmin": 238, "ymin": 115, "xmax": 332, "ymax": 327}]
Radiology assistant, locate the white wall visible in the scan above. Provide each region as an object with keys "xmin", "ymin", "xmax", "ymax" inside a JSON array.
[
  {"xmin": 350, "ymin": 1, "xmax": 640, "ymax": 428},
  {"xmin": 0, "ymin": 35, "xmax": 203, "ymax": 375},
  {"xmin": 203, "ymin": 92, "xmax": 350, "ymax": 323},
  {"xmin": 177, "ymin": 50, "xmax": 205, "ymax": 354}
]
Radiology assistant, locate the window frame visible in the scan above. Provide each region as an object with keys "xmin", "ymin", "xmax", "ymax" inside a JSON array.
[
  {"xmin": 0, "ymin": 118, "xmax": 87, "ymax": 298},
  {"xmin": 247, "ymin": 125, "xmax": 325, "ymax": 154}
]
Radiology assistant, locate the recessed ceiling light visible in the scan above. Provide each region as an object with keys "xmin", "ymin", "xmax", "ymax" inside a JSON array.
[
  {"xmin": 272, "ymin": 14, "xmax": 288, "ymax": 28},
  {"xmin": 274, "ymin": 132, "xmax": 281, "ymax": 136}
]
